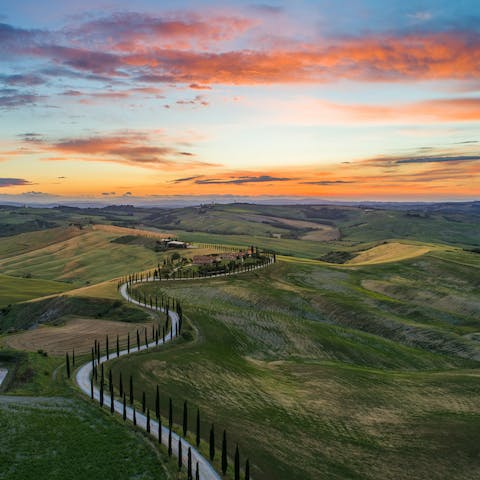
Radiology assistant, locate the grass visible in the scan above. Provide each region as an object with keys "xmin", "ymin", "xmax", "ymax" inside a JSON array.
[
  {"xmin": 0, "ymin": 274, "xmax": 72, "ymax": 308},
  {"xmin": 107, "ymin": 252, "xmax": 480, "ymax": 480},
  {"xmin": 0, "ymin": 395, "xmax": 176, "ymax": 480},
  {"xmin": 0, "ymin": 295, "xmax": 151, "ymax": 334}
]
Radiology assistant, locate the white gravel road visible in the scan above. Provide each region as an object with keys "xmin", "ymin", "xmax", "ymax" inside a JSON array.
[{"xmin": 75, "ymin": 282, "xmax": 221, "ymax": 480}]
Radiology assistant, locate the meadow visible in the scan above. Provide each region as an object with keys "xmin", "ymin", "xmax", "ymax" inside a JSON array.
[
  {"xmin": 113, "ymin": 250, "xmax": 480, "ymax": 480},
  {"xmin": 0, "ymin": 203, "xmax": 479, "ymax": 479}
]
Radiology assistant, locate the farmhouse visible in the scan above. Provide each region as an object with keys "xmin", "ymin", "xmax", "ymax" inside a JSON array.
[
  {"xmin": 167, "ymin": 240, "xmax": 188, "ymax": 248},
  {"xmin": 193, "ymin": 255, "xmax": 217, "ymax": 265}
]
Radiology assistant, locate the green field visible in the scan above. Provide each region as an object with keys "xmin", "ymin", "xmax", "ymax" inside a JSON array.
[
  {"xmin": 0, "ymin": 395, "xmax": 176, "ymax": 480},
  {"xmin": 1, "ymin": 203, "xmax": 479, "ymax": 480},
  {"xmin": 104, "ymin": 251, "xmax": 480, "ymax": 480},
  {"xmin": 0, "ymin": 274, "xmax": 71, "ymax": 308}
]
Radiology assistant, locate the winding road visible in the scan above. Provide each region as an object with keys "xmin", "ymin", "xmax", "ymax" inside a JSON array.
[
  {"xmin": 75, "ymin": 257, "xmax": 275, "ymax": 479},
  {"xmin": 75, "ymin": 283, "xmax": 221, "ymax": 480}
]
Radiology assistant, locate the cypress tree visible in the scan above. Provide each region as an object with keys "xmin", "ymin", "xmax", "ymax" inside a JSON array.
[
  {"xmin": 133, "ymin": 407, "xmax": 137, "ymax": 426},
  {"xmin": 100, "ymin": 364, "xmax": 104, "ymax": 390},
  {"xmin": 195, "ymin": 462, "xmax": 200, "ymax": 480},
  {"xmin": 72, "ymin": 348, "xmax": 75, "ymax": 366},
  {"xmin": 91, "ymin": 347, "xmax": 95, "ymax": 369},
  {"xmin": 123, "ymin": 393, "xmax": 126, "ymax": 421},
  {"xmin": 137, "ymin": 329, "xmax": 140, "ymax": 351},
  {"xmin": 155, "ymin": 328, "xmax": 159, "ymax": 345},
  {"xmin": 108, "ymin": 369, "xmax": 113, "ymax": 390},
  {"xmin": 178, "ymin": 438, "xmax": 182, "ymax": 471},
  {"xmin": 169, "ymin": 398, "xmax": 173, "ymax": 427},
  {"xmin": 196, "ymin": 408, "xmax": 200, "ymax": 447},
  {"xmin": 187, "ymin": 447, "xmax": 193, "ymax": 480},
  {"xmin": 142, "ymin": 391, "xmax": 146, "ymax": 413},
  {"xmin": 129, "ymin": 375, "xmax": 134, "ymax": 404},
  {"xmin": 235, "ymin": 444, "xmax": 240, "ymax": 480},
  {"xmin": 97, "ymin": 342, "xmax": 100, "ymax": 364},
  {"xmin": 116, "ymin": 334, "xmax": 120, "ymax": 357},
  {"xmin": 162, "ymin": 326, "xmax": 165, "ymax": 344},
  {"xmin": 147, "ymin": 409, "xmax": 151, "ymax": 433},
  {"xmin": 127, "ymin": 332, "xmax": 130, "ymax": 353},
  {"xmin": 155, "ymin": 385, "xmax": 160, "ymax": 419},
  {"xmin": 100, "ymin": 383, "xmax": 104, "ymax": 407},
  {"xmin": 144, "ymin": 328, "xmax": 148, "ymax": 348},
  {"xmin": 65, "ymin": 352, "xmax": 70, "ymax": 379},
  {"xmin": 110, "ymin": 388, "xmax": 114, "ymax": 413},
  {"xmin": 168, "ymin": 427, "xmax": 172, "ymax": 456},
  {"xmin": 183, "ymin": 400, "xmax": 188, "ymax": 436},
  {"xmin": 119, "ymin": 372, "xmax": 123, "ymax": 397},
  {"xmin": 245, "ymin": 459, "xmax": 250, "ymax": 480},
  {"xmin": 90, "ymin": 376, "xmax": 94, "ymax": 399},
  {"xmin": 106, "ymin": 335, "xmax": 109, "ymax": 360},
  {"xmin": 209, "ymin": 424, "xmax": 215, "ymax": 461},
  {"xmin": 158, "ymin": 417, "xmax": 162, "ymax": 444},
  {"xmin": 221, "ymin": 430, "xmax": 228, "ymax": 475}
]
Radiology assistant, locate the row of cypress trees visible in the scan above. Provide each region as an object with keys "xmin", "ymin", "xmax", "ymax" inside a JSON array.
[{"xmin": 117, "ymin": 246, "xmax": 276, "ymax": 288}]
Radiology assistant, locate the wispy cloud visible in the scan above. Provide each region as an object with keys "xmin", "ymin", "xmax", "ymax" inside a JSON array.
[
  {"xmin": 195, "ymin": 175, "xmax": 292, "ymax": 185},
  {"xmin": 13, "ymin": 130, "xmax": 217, "ymax": 170},
  {"xmin": 0, "ymin": 177, "xmax": 32, "ymax": 187}
]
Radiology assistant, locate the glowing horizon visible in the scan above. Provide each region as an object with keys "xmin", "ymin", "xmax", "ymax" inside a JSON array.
[{"xmin": 0, "ymin": 0, "xmax": 479, "ymax": 202}]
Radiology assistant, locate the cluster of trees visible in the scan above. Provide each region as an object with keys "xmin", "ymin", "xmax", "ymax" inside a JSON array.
[{"xmin": 116, "ymin": 245, "xmax": 276, "ymax": 288}]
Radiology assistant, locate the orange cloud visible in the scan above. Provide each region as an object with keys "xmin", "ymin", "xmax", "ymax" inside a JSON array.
[{"xmin": 11, "ymin": 131, "xmax": 218, "ymax": 170}]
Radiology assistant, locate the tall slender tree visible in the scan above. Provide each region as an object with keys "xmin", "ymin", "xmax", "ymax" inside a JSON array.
[
  {"xmin": 129, "ymin": 375, "xmax": 134, "ymax": 404},
  {"xmin": 183, "ymin": 400, "xmax": 188, "ymax": 436},
  {"xmin": 235, "ymin": 445, "xmax": 240, "ymax": 480},
  {"xmin": 123, "ymin": 393, "xmax": 126, "ymax": 421},
  {"xmin": 100, "ymin": 383, "xmax": 104, "ymax": 407},
  {"xmin": 106, "ymin": 335, "xmax": 109, "ymax": 360},
  {"xmin": 110, "ymin": 388, "xmax": 114, "ymax": 413},
  {"xmin": 116, "ymin": 334, "xmax": 120, "ymax": 357},
  {"xmin": 169, "ymin": 398, "xmax": 173, "ymax": 428},
  {"xmin": 90, "ymin": 376, "xmax": 94, "ymax": 399},
  {"xmin": 209, "ymin": 424, "xmax": 215, "ymax": 461},
  {"xmin": 245, "ymin": 459, "xmax": 250, "ymax": 480},
  {"xmin": 119, "ymin": 372, "xmax": 123, "ymax": 397},
  {"xmin": 155, "ymin": 385, "xmax": 160, "ymax": 419},
  {"xmin": 65, "ymin": 352, "xmax": 70, "ymax": 379},
  {"xmin": 158, "ymin": 417, "xmax": 162, "ymax": 444},
  {"xmin": 72, "ymin": 348, "xmax": 75, "ymax": 366},
  {"xmin": 187, "ymin": 447, "xmax": 193, "ymax": 480},
  {"xmin": 127, "ymin": 332, "xmax": 130, "ymax": 353},
  {"xmin": 178, "ymin": 439, "xmax": 183, "ymax": 471},
  {"xmin": 195, "ymin": 462, "xmax": 200, "ymax": 480},
  {"xmin": 136, "ymin": 329, "xmax": 140, "ymax": 351},
  {"xmin": 221, "ymin": 430, "xmax": 228, "ymax": 475},
  {"xmin": 196, "ymin": 408, "xmax": 201, "ymax": 447},
  {"xmin": 133, "ymin": 407, "xmax": 137, "ymax": 426},
  {"xmin": 146, "ymin": 409, "xmax": 151, "ymax": 433},
  {"xmin": 168, "ymin": 427, "xmax": 172, "ymax": 456},
  {"xmin": 142, "ymin": 391, "xmax": 146, "ymax": 413}
]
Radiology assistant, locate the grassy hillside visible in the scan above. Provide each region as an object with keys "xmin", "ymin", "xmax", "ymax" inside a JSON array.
[
  {"xmin": 0, "ymin": 342, "xmax": 177, "ymax": 480},
  {"xmin": 0, "ymin": 274, "xmax": 72, "ymax": 308},
  {"xmin": 0, "ymin": 396, "xmax": 176, "ymax": 480},
  {"xmin": 109, "ymin": 251, "xmax": 480, "ymax": 480},
  {"xmin": 0, "ymin": 295, "xmax": 150, "ymax": 334}
]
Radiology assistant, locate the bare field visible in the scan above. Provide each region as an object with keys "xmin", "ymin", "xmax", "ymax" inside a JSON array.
[{"xmin": 4, "ymin": 317, "xmax": 154, "ymax": 356}]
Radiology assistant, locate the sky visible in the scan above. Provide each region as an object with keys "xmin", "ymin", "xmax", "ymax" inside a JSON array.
[{"xmin": 0, "ymin": 0, "xmax": 479, "ymax": 204}]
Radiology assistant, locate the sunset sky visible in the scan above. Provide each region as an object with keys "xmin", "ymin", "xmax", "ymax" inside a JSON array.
[{"xmin": 0, "ymin": 0, "xmax": 479, "ymax": 203}]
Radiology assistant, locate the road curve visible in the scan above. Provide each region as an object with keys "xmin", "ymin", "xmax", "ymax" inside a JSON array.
[{"xmin": 75, "ymin": 283, "xmax": 221, "ymax": 480}]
